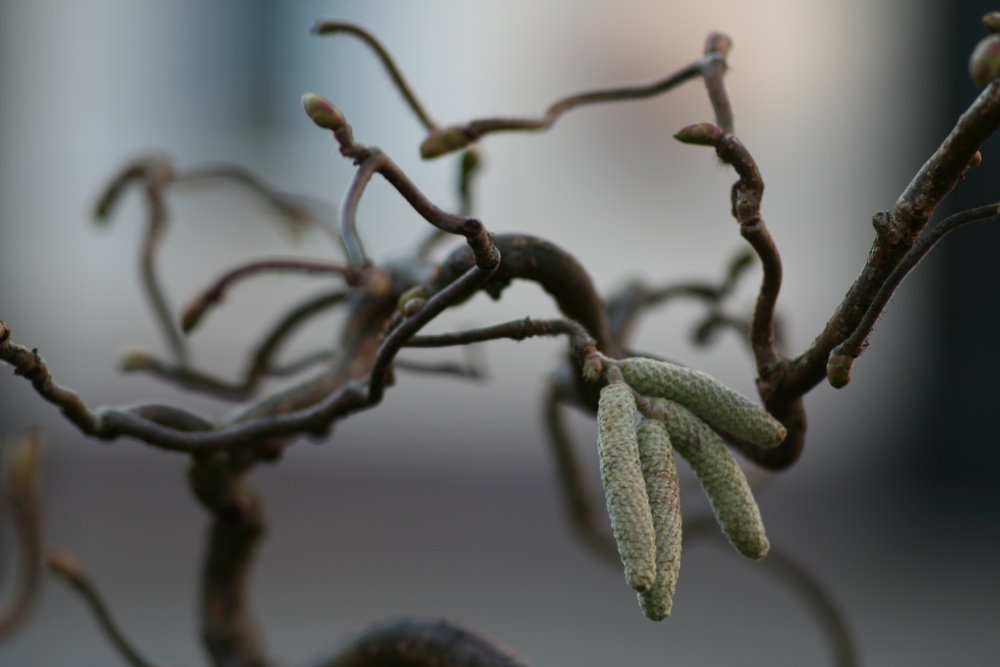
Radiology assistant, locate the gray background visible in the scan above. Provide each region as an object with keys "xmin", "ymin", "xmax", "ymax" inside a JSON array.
[{"xmin": 1, "ymin": 1, "xmax": 998, "ymax": 665}]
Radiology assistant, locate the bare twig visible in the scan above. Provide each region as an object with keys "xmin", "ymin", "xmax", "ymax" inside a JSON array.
[
  {"xmin": 311, "ymin": 21, "xmax": 439, "ymax": 132},
  {"xmin": 417, "ymin": 43, "xmax": 732, "ymax": 159},
  {"xmin": 828, "ymin": 203, "xmax": 1000, "ymax": 385},
  {"xmin": 47, "ymin": 548, "xmax": 163, "ymax": 667},
  {"xmin": 180, "ymin": 258, "xmax": 357, "ymax": 334},
  {"xmin": 0, "ymin": 430, "xmax": 44, "ymax": 637}
]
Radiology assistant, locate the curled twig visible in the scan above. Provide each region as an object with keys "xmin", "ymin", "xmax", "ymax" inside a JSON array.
[
  {"xmin": 0, "ymin": 430, "xmax": 44, "ymax": 637},
  {"xmin": 47, "ymin": 548, "xmax": 163, "ymax": 667}
]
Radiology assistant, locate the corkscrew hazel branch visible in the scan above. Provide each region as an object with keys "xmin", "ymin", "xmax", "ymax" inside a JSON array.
[
  {"xmin": 826, "ymin": 203, "xmax": 1000, "ymax": 387},
  {"xmin": 417, "ymin": 34, "xmax": 734, "ymax": 159},
  {"xmin": 311, "ymin": 21, "xmax": 439, "ymax": 132},
  {"xmin": 47, "ymin": 548, "xmax": 163, "ymax": 667},
  {"xmin": 120, "ymin": 290, "xmax": 349, "ymax": 401}
]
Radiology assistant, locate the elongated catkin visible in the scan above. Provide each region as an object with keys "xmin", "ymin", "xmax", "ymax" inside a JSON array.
[
  {"xmin": 597, "ymin": 383, "xmax": 657, "ymax": 592},
  {"xmin": 635, "ymin": 419, "xmax": 682, "ymax": 621},
  {"xmin": 619, "ymin": 357, "xmax": 786, "ymax": 448},
  {"xmin": 650, "ymin": 398, "xmax": 769, "ymax": 560}
]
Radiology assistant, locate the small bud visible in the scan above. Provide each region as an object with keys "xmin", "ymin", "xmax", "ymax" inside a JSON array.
[
  {"xmin": 47, "ymin": 548, "xmax": 83, "ymax": 579},
  {"xmin": 673, "ymin": 122, "xmax": 724, "ymax": 147},
  {"xmin": 969, "ymin": 150, "xmax": 983, "ymax": 168},
  {"xmin": 301, "ymin": 93, "xmax": 346, "ymax": 130},
  {"xmin": 119, "ymin": 348, "xmax": 159, "ymax": 372},
  {"xmin": 0, "ymin": 320, "xmax": 10, "ymax": 343},
  {"xmin": 826, "ymin": 352, "xmax": 854, "ymax": 389},
  {"xmin": 420, "ymin": 126, "xmax": 472, "ymax": 159},
  {"xmin": 983, "ymin": 12, "xmax": 1000, "ymax": 33},
  {"xmin": 402, "ymin": 297, "xmax": 426, "ymax": 318},
  {"xmin": 397, "ymin": 285, "xmax": 428, "ymax": 316},
  {"xmin": 364, "ymin": 267, "xmax": 394, "ymax": 299},
  {"xmin": 180, "ymin": 297, "xmax": 210, "ymax": 334},
  {"xmin": 597, "ymin": 383, "xmax": 657, "ymax": 593},
  {"xmin": 969, "ymin": 34, "xmax": 1000, "ymax": 88},
  {"xmin": 581, "ymin": 355, "xmax": 602, "ymax": 383},
  {"xmin": 704, "ymin": 32, "xmax": 733, "ymax": 58}
]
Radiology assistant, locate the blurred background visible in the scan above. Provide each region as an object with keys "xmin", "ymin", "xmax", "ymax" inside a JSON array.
[{"xmin": 1, "ymin": 1, "xmax": 997, "ymax": 665}]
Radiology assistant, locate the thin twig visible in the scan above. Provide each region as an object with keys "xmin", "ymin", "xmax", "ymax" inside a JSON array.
[
  {"xmin": 180, "ymin": 258, "xmax": 357, "ymax": 333},
  {"xmin": 0, "ymin": 430, "xmax": 44, "ymax": 637},
  {"xmin": 830, "ymin": 204, "xmax": 1000, "ymax": 381},
  {"xmin": 311, "ymin": 21, "xmax": 439, "ymax": 132},
  {"xmin": 47, "ymin": 549, "xmax": 163, "ymax": 667}
]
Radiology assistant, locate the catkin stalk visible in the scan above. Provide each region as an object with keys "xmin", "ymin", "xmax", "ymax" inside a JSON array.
[
  {"xmin": 597, "ymin": 383, "xmax": 657, "ymax": 592},
  {"xmin": 651, "ymin": 398, "xmax": 769, "ymax": 560},
  {"xmin": 635, "ymin": 419, "xmax": 682, "ymax": 621},
  {"xmin": 619, "ymin": 357, "xmax": 786, "ymax": 448}
]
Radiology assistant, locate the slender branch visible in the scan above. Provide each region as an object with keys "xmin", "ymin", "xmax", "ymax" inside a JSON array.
[
  {"xmin": 339, "ymin": 151, "xmax": 385, "ymax": 267},
  {"xmin": 419, "ymin": 48, "xmax": 730, "ymax": 158},
  {"xmin": 94, "ymin": 155, "xmax": 188, "ymax": 365},
  {"xmin": 47, "ymin": 549, "xmax": 163, "ymax": 667},
  {"xmin": 416, "ymin": 149, "xmax": 484, "ymax": 260},
  {"xmin": 311, "ymin": 20, "xmax": 439, "ymax": 132},
  {"xmin": 125, "ymin": 290, "xmax": 348, "ymax": 401},
  {"xmin": 180, "ymin": 258, "xmax": 357, "ymax": 334},
  {"xmin": 0, "ymin": 430, "xmax": 44, "ymax": 637},
  {"xmin": 784, "ymin": 81, "xmax": 1000, "ymax": 400},
  {"xmin": 685, "ymin": 516, "xmax": 858, "ymax": 667},
  {"xmin": 303, "ymin": 618, "xmax": 532, "ymax": 667},
  {"xmin": 828, "ymin": 204, "xmax": 1000, "ymax": 386},
  {"xmin": 173, "ymin": 163, "xmax": 326, "ymax": 232}
]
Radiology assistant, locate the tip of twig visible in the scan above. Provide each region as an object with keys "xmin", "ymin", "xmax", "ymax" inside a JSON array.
[
  {"xmin": 46, "ymin": 547, "xmax": 83, "ymax": 579},
  {"xmin": 179, "ymin": 296, "xmax": 211, "ymax": 334},
  {"xmin": 826, "ymin": 352, "xmax": 853, "ymax": 389},
  {"xmin": 302, "ymin": 93, "xmax": 347, "ymax": 131},
  {"xmin": 673, "ymin": 122, "xmax": 723, "ymax": 147},
  {"xmin": 420, "ymin": 126, "xmax": 472, "ymax": 159},
  {"xmin": 969, "ymin": 34, "xmax": 1000, "ymax": 88}
]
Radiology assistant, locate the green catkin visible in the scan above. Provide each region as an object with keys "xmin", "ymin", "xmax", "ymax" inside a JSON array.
[
  {"xmin": 635, "ymin": 419, "xmax": 682, "ymax": 621},
  {"xmin": 619, "ymin": 357, "xmax": 787, "ymax": 448},
  {"xmin": 650, "ymin": 398, "xmax": 770, "ymax": 560},
  {"xmin": 597, "ymin": 383, "xmax": 657, "ymax": 592}
]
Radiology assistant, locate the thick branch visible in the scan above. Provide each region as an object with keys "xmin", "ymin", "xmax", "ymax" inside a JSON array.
[{"xmin": 305, "ymin": 618, "xmax": 532, "ymax": 667}]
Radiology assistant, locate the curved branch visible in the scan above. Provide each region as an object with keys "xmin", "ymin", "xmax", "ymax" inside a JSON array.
[
  {"xmin": 0, "ymin": 430, "xmax": 44, "ymax": 637},
  {"xmin": 47, "ymin": 549, "xmax": 164, "ymax": 667},
  {"xmin": 311, "ymin": 21, "xmax": 438, "ymax": 132}
]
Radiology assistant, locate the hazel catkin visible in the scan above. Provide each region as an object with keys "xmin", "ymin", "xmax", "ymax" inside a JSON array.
[
  {"xmin": 650, "ymin": 398, "xmax": 769, "ymax": 560},
  {"xmin": 619, "ymin": 357, "xmax": 786, "ymax": 448},
  {"xmin": 597, "ymin": 383, "xmax": 657, "ymax": 592},
  {"xmin": 635, "ymin": 418, "xmax": 682, "ymax": 621}
]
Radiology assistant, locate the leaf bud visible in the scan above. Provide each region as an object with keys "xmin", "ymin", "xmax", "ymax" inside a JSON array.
[
  {"xmin": 826, "ymin": 352, "xmax": 854, "ymax": 389},
  {"xmin": 301, "ymin": 93, "xmax": 346, "ymax": 130},
  {"xmin": 420, "ymin": 126, "xmax": 472, "ymax": 159},
  {"xmin": 969, "ymin": 34, "xmax": 1000, "ymax": 88},
  {"xmin": 673, "ymin": 122, "xmax": 724, "ymax": 147},
  {"xmin": 983, "ymin": 12, "xmax": 1000, "ymax": 33}
]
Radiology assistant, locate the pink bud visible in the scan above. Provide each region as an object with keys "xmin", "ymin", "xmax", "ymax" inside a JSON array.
[
  {"xmin": 301, "ymin": 93, "xmax": 346, "ymax": 130},
  {"xmin": 969, "ymin": 34, "xmax": 1000, "ymax": 88}
]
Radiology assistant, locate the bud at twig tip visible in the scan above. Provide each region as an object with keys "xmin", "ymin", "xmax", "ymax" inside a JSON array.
[
  {"xmin": 983, "ymin": 12, "xmax": 1000, "ymax": 33},
  {"xmin": 705, "ymin": 32, "xmax": 733, "ymax": 58},
  {"xmin": 673, "ymin": 122, "xmax": 723, "ymax": 147},
  {"xmin": 47, "ymin": 548, "xmax": 82, "ymax": 578},
  {"xmin": 420, "ymin": 126, "xmax": 472, "ymax": 159},
  {"xmin": 969, "ymin": 34, "xmax": 1000, "ymax": 88},
  {"xmin": 826, "ymin": 353, "xmax": 853, "ymax": 389},
  {"xmin": 302, "ymin": 93, "xmax": 346, "ymax": 130}
]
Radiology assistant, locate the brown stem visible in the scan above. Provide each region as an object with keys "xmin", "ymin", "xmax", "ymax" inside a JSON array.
[
  {"xmin": 47, "ymin": 548, "xmax": 163, "ymax": 667},
  {"xmin": 189, "ymin": 455, "xmax": 271, "ymax": 667},
  {"xmin": 311, "ymin": 21, "xmax": 439, "ymax": 132},
  {"xmin": 0, "ymin": 430, "xmax": 44, "ymax": 637}
]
